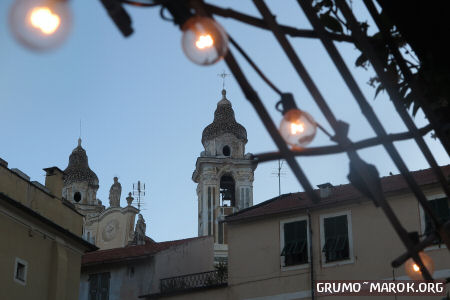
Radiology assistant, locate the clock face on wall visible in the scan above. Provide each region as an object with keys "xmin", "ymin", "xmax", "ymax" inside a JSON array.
[{"xmin": 102, "ymin": 219, "xmax": 119, "ymax": 242}]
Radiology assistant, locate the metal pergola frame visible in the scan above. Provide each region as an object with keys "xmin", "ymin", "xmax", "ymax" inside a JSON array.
[{"xmin": 106, "ymin": 0, "xmax": 449, "ymax": 284}]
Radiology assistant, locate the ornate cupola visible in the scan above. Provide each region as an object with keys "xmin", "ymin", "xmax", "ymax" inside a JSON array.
[
  {"xmin": 193, "ymin": 89, "xmax": 257, "ymax": 264},
  {"xmin": 62, "ymin": 138, "xmax": 102, "ymax": 215},
  {"xmin": 201, "ymin": 89, "xmax": 247, "ymax": 158}
]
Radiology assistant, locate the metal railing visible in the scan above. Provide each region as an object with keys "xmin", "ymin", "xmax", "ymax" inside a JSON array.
[{"xmin": 160, "ymin": 270, "xmax": 228, "ymax": 294}]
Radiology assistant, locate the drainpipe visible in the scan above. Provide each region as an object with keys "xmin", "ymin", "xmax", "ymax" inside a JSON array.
[{"xmin": 307, "ymin": 209, "xmax": 315, "ymax": 300}]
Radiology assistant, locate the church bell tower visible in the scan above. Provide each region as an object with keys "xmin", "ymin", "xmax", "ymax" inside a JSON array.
[{"xmin": 193, "ymin": 89, "xmax": 257, "ymax": 263}]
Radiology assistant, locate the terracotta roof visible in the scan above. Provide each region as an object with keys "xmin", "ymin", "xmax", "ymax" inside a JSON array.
[
  {"xmin": 82, "ymin": 236, "xmax": 208, "ymax": 266},
  {"xmin": 226, "ymin": 165, "xmax": 450, "ymax": 223}
]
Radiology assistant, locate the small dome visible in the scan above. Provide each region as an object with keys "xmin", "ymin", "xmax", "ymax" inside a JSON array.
[
  {"xmin": 64, "ymin": 138, "xmax": 99, "ymax": 186},
  {"xmin": 202, "ymin": 90, "xmax": 247, "ymax": 145}
]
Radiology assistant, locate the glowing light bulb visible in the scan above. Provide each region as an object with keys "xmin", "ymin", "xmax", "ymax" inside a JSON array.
[
  {"xmin": 29, "ymin": 7, "xmax": 61, "ymax": 35},
  {"xmin": 182, "ymin": 16, "xmax": 228, "ymax": 65},
  {"xmin": 404, "ymin": 252, "xmax": 434, "ymax": 280},
  {"xmin": 279, "ymin": 109, "xmax": 317, "ymax": 148},
  {"xmin": 9, "ymin": 0, "xmax": 71, "ymax": 51},
  {"xmin": 195, "ymin": 34, "xmax": 213, "ymax": 49}
]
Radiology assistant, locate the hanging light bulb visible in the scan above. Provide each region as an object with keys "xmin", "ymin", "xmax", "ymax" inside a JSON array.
[
  {"xmin": 9, "ymin": 0, "xmax": 72, "ymax": 51},
  {"xmin": 181, "ymin": 16, "xmax": 228, "ymax": 65},
  {"xmin": 277, "ymin": 93, "xmax": 317, "ymax": 148},
  {"xmin": 404, "ymin": 251, "xmax": 435, "ymax": 280}
]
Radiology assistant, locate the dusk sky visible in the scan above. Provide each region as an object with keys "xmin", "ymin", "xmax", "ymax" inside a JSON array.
[{"xmin": 1, "ymin": 0, "xmax": 448, "ymax": 242}]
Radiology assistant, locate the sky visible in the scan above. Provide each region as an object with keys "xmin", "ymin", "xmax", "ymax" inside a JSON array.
[{"xmin": 0, "ymin": 0, "xmax": 448, "ymax": 243}]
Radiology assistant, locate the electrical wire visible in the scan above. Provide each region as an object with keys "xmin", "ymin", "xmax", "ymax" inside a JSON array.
[{"xmin": 228, "ymin": 35, "xmax": 283, "ymax": 96}]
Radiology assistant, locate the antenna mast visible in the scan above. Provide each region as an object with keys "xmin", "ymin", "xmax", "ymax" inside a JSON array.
[
  {"xmin": 271, "ymin": 160, "xmax": 286, "ymax": 196},
  {"xmin": 132, "ymin": 181, "xmax": 146, "ymax": 210}
]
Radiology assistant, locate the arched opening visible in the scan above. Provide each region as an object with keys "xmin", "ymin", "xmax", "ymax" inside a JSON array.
[
  {"xmin": 222, "ymin": 145, "xmax": 231, "ymax": 156},
  {"xmin": 74, "ymin": 192, "xmax": 81, "ymax": 203},
  {"xmin": 220, "ymin": 175, "xmax": 235, "ymax": 207}
]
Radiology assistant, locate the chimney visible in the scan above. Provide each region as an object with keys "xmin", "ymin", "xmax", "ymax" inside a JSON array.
[
  {"xmin": 0, "ymin": 157, "xmax": 8, "ymax": 168},
  {"xmin": 43, "ymin": 167, "xmax": 65, "ymax": 198},
  {"xmin": 317, "ymin": 183, "xmax": 333, "ymax": 198}
]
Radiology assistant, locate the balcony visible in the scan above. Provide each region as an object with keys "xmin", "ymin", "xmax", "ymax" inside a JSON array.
[{"xmin": 160, "ymin": 270, "xmax": 227, "ymax": 294}]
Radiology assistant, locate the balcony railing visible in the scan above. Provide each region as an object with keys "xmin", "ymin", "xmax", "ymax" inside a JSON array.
[{"xmin": 160, "ymin": 270, "xmax": 227, "ymax": 294}]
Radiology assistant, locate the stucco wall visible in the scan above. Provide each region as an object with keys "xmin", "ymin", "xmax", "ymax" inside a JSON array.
[
  {"xmin": 80, "ymin": 236, "xmax": 214, "ymax": 299},
  {"xmin": 157, "ymin": 185, "xmax": 449, "ymax": 300},
  {"xmin": 0, "ymin": 165, "xmax": 83, "ymax": 235},
  {"xmin": 151, "ymin": 236, "xmax": 215, "ymax": 293},
  {"xmin": 0, "ymin": 200, "xmax": 84, "ymax": 300},
  {"xmin": 225, "ymin": 185, "xmax": 450, "ymax": 299}
]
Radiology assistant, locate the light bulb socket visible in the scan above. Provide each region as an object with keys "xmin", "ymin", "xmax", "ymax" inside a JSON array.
[
  {"xmin": 164, "ymin": 1, "xmax": 193, "ymax": 28},
  {"xmin": 100, "ymin": 0, "xmax": 133, "ymax": 37},
  {"xmin": 408, "ymin": 231, "xmax": 420, "ymax": 245},
  {"xmin": 276, "ymin": 93, "xmax": 298, "ymax": 115}
]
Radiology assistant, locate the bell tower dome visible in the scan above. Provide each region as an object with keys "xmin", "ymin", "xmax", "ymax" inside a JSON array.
[
  {"xmin": 193, "ymin": 89, "xmax": 257, "ymax": 263},
  {"xmin": 62, "ymin": 138, "xmax": 103, "ymax": 216}
]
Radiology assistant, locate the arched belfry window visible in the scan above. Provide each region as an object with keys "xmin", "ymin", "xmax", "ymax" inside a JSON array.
[
  {"xmin": 74, "ymin": 192, "xmax": 81, "ymax": 203},
  {"xmin": 222, "ymin": 145, "xmax": 231, "ymax": 156},
  {"xmin": 220, "ymin": 175, "xmax": 235, "ymax": 207}
]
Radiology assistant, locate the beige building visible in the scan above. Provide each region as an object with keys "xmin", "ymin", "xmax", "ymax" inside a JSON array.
[
  {"xmin": 0, "ymin": 158, "xmax": 97, "ymax": 300},
  {"xmin": 80, "ymin": 236, "xmax": 214, "ymax": 300},
  {"xmin": 142, "ymin": 165, "xmax": 450, "ymax": 300}
]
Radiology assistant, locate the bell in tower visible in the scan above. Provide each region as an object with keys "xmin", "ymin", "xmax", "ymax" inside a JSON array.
[
  {"xmin": 192, "ymin": 89, "xmax": 257, "ymax": 264},
  {"xmin": 220, "ymin": 175, "xmax": 235, "ymax": 207}
]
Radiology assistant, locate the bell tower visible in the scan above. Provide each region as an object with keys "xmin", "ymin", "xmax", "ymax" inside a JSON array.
[
  {"xmin": 62, "ymin": 138, "xmax": 104, "ymax": 217},
  {"xmin": 192, "ymin": 89, "xmax": 257, "ymax": 263}
]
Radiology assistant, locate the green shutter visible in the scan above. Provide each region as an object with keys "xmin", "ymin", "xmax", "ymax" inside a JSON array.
[
  {"xmin": 88, "ymin": 274, "xmax": 98, "ymax": 300},
  {"xmin": 281, "ymin": 220, "xmax": 308, "ymax": 266},
  {"xmin": 88, "ymin": 273, "xmax": 109, "ymax": 300},
  {"xmin": 100, "ymin": 273, "xmax": 110, "ymax": 300},
  {"xmin": 424, "ymin": 198, "xmax": 449, "ymax": 244},
  {"xmin": 323, "ymin": 215, "xmax": 349, "ymax": 262}
]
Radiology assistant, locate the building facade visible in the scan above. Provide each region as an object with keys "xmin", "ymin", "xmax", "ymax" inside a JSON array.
[
  {"xmin": 80, "ymin": 236, "xmax": 214, "ymax": 300},
  {"xmin": 142, "ymin": 165, "xmax": 450, "ymax": 300},
  {"xmin": 62, "ymin": 138, "xmax": 141, "ymax": 250},
  {"xmin": 192, "ymin": 89, "xmax": 257, "ymax": 262},
  {"xmin": 0, "ymin": 158, "xmax": 97, "ymax": 300}
]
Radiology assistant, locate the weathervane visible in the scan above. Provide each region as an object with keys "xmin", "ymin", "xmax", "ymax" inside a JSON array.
[{"xmin": 218, "ymin": 70, "xmax": 231, "ymax": 89}]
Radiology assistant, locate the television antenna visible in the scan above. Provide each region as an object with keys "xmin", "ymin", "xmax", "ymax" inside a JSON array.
[
  {"xmin": 132, "ymin": 181, "xmax": 146, "ymax": 210},
  {"xmin": 271, "ymin": 159, "xmax": 287, "ymax": 196}
]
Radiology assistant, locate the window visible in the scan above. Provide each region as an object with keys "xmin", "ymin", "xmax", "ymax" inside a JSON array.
[
  {"xmin": 280, "ymin": 217, "xmax": 309, "ymax": 269},
  {"xmin": 14, "ymin": 258, "xmax": 28, "ymax": 285},
  {"xmin": 422, "ymin": 196, "xmax": 449, "ymax": 245},
  {"xmin": 74, "ymin": 192, "xmax": 81, "ymax": 202},
  {"xmin": 89, "ymin": 272, "xmax": 110, "ymax": 300},
  {"xmin": 320, "ymin": 211, "xmax": 353, "ymax": 266},
  {"xmin": 222, "ymin": 145, "xmax": 231, "ymax": 156}
]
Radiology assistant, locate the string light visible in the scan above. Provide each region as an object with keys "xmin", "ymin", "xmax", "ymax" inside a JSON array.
[
  {"xmin": 181, "ymin": 16, "xmax": 228, "ymax": 65},
  {"xmin": 9, "ymin": 0, "xmax": 71, "ymax": 51}
]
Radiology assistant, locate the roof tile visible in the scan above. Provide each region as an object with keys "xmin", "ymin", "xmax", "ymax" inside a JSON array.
[{"xmin": 226, "ymin": 165, "xmax": 450, "ymax": 223}]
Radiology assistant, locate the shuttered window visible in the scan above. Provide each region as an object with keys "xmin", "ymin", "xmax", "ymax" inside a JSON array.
[
  {"xmin": 424, "ymin": 197, "xmax": 449, "ymax": 245},
  {"xmin": 322, "ymin": 215, "xmax": 349, "ymax": 263},
  {"xmin": 89, "ymin": 272, "xmax": 110, "ymax": 300},
  {"xmin": 281, "ymin": 220, "xmax": 308, "ymax": 266}
]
